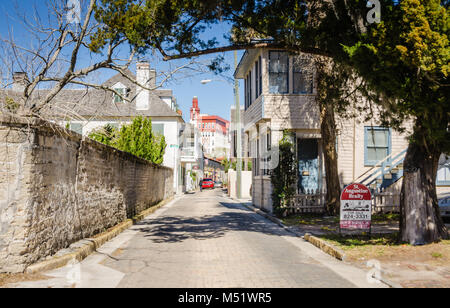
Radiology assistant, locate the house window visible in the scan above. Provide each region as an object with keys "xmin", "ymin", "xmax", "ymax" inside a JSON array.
[
  {"xmin": 258, "ymin": 56, "xmax": 262, "ymax": 97},
  {"xmin": 153, "ymin": 124, "xmax": 164, "ymax": 136},
  {"xmin": 70, "ymin": 123, "xmax": 83, "ymax": 135},
  {"xmin": 113, "ymin": 88, "xmax": 125, "ymax": 103},
  {"xmin": 263, "ymin": 129, "xmax": 272, "ymax": 176},
  {"xmin": 269, "ymin": 51, "xmax": 289, "ymax": 94},
  {"xmin": 293, "ymin": 62, "xmax": 313, "ymax": 94},
  {"xmin": 255, "ymin": 60, "xmax": 259, "ymax": 98},
  {"xmin": 113, "ymin": 85, "xmax": 129, "ymax": 103},
  {"xmin": 364, "ymin": 127, "xmax": 391, "ymax": 166},
  {"xmin": 437, "ymin": 155, "xmax": 450, "ymax": 186},
  {"xmin": 246, "ymin": 70, "xmax": 252, "ymax": 108},
  {"xmin": 108, "ymin": 122, "xmax": 119, "ymax": 130},
  {"xmin": 245, "ymin": 76, "xmax": 248, "ymax": 110}
]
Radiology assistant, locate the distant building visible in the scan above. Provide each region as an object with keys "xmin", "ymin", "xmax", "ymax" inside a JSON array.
[
  {"xmin": 190, "ymin": 97, "xmax": 230, "ymax": 160},
  {"xmin": 179, "ymin": 122, "xmax": 205, "ymax": 192}
]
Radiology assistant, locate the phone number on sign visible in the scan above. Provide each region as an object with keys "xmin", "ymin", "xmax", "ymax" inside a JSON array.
[{"xmin": 341, "ymin": 213, "xmax": 370, "ymax": 220}]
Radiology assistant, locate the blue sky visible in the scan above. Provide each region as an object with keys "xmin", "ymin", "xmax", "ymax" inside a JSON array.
[{"xmin": 0, "ymin": 0, "xmax": 245, "ymax": 122}]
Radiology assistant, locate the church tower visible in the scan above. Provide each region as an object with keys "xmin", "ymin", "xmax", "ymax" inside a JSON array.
[{"xmin": 190, "ymin": 96, "xmax": 200, "ymax": 123}]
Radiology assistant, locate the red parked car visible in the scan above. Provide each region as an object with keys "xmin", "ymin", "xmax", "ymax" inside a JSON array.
[{"xmin": 201, "ymin": 179, "xmax": 215, "ymax": 190}]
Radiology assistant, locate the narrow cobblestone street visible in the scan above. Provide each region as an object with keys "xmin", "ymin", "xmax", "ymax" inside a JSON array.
[{"xmin": 9, "ymin": 189, "xmax": 386, "ymax": 288}]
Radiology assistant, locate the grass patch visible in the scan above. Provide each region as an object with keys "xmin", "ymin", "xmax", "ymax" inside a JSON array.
[
  {"xmin": 282, "ymin": 213, "xmax": 399, "ymax": 227},
  {"xmin": 319, "ymin": 234, "xmax": 450, "ymax": 266},
  {"xmin": 372, "ymin": 213, "xmax": 400, "ymax": 223},
  {"xmin": 320, "ymin": 233, "xmax": 401, "ymax": 251},
  {"xmin": 431, "ymin": 252, "xmax": 443, "ymax": 259},
  {"xmin": 281, "ymin": 214, "xmax": 338, "ymax": 226}
]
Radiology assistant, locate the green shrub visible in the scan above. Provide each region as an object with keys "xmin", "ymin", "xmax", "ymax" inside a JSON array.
[
  {"xmin": 271, "ymin": 131, "xmax": 297, "ymax": 216},
  {"xmin": 88, "ymin": 124, "xmax": 119, "ymax": 147},
  {"xmin": 115, "ymin": 116, "xmax": 166, "ymax": 165}
]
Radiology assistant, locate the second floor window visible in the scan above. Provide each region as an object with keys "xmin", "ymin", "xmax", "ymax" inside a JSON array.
[
  {"xmin": 269, "ymin": 51, "xmax": 289, "ymax": 94},
  {"xmin": 113, "ymin": 88, "xmax": 126, "ymax": 103},
  {"xmin": 293, "ymin": 62, "xmax": 314, "ymax": 94},
  {"xmin": 365, "ymin": 127, "xmax": 391, "ymax": 166}
]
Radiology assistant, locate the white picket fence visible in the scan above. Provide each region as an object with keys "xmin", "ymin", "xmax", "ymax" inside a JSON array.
[
  {"xmin": 287, "ymin": 190, "xmax": 400, "ymax": 214},
  {"xmin": 372, "ymin": 192, "xmax": 401, "ymax": 213},
  {"xmin": 287, "ymin": 189, "xmax": 326, "ymax": 214}
]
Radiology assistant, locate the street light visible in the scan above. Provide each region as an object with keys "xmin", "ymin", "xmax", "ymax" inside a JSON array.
[{"xmin": 200, "ymin": 51, "xmax": 242, "ymax": 199}]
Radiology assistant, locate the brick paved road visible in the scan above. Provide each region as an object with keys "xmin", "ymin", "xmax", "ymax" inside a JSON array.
[
  {"xmin": 11, "ymin": 189, "xmax": 386, "ymax": 288},
  {"xmin": 102, "ymin": 189, "xmax": 356, "ymax": 288}
]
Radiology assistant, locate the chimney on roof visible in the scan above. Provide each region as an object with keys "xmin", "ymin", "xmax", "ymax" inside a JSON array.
[
  {"xmin": 12, "ymin": 72, "xmax": 29, "ymax": 92},
  {"xmin": 136, "ymin": 61, "xmax": 156, "ymax": 111}
]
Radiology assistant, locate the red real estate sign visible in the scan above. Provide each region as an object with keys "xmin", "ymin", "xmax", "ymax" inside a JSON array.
[{"xmin": 340, "ymin": 183, "xmax": 372, "ymax": 230}]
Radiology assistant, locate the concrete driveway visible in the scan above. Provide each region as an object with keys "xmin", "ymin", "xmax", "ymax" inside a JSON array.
[{"xmin": 9, "ymin": 189, "xmax": 386, "ymax": 288}]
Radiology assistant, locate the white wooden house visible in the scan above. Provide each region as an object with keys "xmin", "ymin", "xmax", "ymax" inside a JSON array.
[{"xmin": 234, "ymin": 48, "xmax": 450, "ymax": 213}]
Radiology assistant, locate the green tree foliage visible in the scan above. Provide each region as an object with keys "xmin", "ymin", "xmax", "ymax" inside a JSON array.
[
  {"xmin": 88, "ymin": 124, "xmax": 119, "ymax": 147},
  {"xmin": 343, "ymin": 0, "xmax": 449, "ymax": 152},
  {"xmin": 222, "ymin": 158, "xmax": 252, "ymax": 172},
  {"xmin": 271, "ymin": 132, "xmax": 297, "ymax": 217},
  {"xmin": 89, "ymin": 117, "xmax": 167, "ymax": 165},
  {"xmin": 116, "ymin": 116, "xmax": 167, "ymax": 165},
  {"xmin": 221, "ymin": 158, "xmax": 232, "ymax": 173}
]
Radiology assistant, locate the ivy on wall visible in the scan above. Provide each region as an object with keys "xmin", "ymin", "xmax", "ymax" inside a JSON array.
[{"xmin": 271, "ymin": 131, "xmax": 297, "ymax": 216}]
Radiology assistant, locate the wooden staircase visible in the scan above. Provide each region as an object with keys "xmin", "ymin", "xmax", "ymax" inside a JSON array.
[{"xmin": 353, "ymin": 149, "xmax": 407, "ymax": 193}]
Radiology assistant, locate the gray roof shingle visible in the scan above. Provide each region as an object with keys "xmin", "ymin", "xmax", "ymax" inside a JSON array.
[{"xmin": 1, "ymin": 70, "xmax": 182, "ymax": 120}]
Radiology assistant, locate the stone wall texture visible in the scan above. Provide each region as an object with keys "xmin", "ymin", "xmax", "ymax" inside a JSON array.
[{"xmin": 0, "ymin": 115, "xmax": 174, "ymax": 272}]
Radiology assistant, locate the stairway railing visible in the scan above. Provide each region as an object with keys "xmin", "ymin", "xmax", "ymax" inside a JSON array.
[{"xmin": 353, "ymin": 148, "xmax": 407, "ymax": 190}]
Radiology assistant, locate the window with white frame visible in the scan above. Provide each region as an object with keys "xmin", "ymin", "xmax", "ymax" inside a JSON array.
[
  {"xmin": 437, "ymin": 154, "xmax": 450, "ymax": 186},
  {"xmin": 112, "ymin": 83, "xmax": 129, "ymax": 103},
  {"xmin": 255, "ymin": 59, "xmax": 259, "ymax": 99},
  {"xmin": 269, "ymin": 51, "xmax": 289, "ymax": 94},
  {"xmin": 69, "ymin": 123, "xmax": 83, "ymax": 135},
  {"xmin": 293, "ymin": 60, "xmax": 314, "ymax": 94},
  {"xmin": 245, "ymin": 70, "xmax": 253, "ymax": 109},
  {"xmin": 258, "ymin": 56, "xmax": 262, "ymax": 97},
  {"xmin": 152, "ymin": 123, "xmax": 165, "ymax": 136},
  {"xmin": 364, "ymin": 127, "xmax": 391, "ymax": 166}
]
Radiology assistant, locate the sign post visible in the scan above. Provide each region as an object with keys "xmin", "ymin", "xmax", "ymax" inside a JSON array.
[{"xmin": 340, "ymin": 183, "xmax": 372, "ymax": 235}]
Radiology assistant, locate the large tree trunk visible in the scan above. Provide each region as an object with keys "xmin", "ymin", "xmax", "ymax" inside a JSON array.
[
  {"xmin": 321, "ymin": 104, "xmax": 341, "ymax": 216},
  {"xmin": 400, "ymin": 120, "xmax": 448, "ymax": 245},
  {"xmin": 315, "ymin": 57, "xmax": 342, "ymax": 216}
]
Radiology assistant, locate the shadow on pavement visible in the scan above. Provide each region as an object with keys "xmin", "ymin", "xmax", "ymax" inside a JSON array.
[{"xmin": 135, "ymin": 202, "xmax": 292, "ymax": 243}]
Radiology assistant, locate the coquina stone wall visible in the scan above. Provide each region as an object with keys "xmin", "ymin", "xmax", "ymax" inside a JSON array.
[{"xmin": 0, "ymin": 115, "xmax": 174, "ymax": 272}]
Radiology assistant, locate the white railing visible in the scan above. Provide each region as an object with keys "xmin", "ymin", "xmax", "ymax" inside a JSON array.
[{"xmin": 353, "ymin": 148, "xmax": 407, "ymax": 188}]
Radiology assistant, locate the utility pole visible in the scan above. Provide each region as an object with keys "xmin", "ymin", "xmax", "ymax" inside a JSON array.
[{"xmin": 234, "ymin": 50, "xmax": 242, "ymax": 199}]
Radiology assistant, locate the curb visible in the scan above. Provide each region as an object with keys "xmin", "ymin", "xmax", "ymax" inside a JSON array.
[
  {"xmin": 25, "ymin": 196, "xmax": 175, "ymax": 274},
  {"xmin": 303, "ymin": 233, "xmax": 346, "ymax": 261}
]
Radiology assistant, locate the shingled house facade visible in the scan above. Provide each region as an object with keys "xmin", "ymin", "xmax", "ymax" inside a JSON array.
[{"xmin": 234, "ymin": 48, "xmax": 450, "ymax": 213}]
